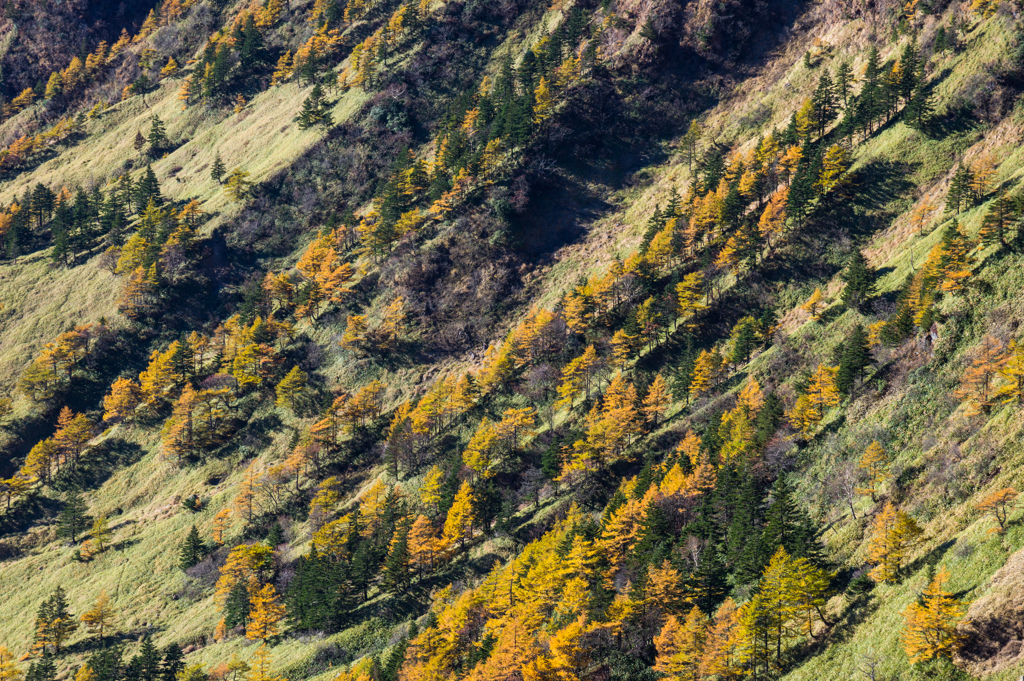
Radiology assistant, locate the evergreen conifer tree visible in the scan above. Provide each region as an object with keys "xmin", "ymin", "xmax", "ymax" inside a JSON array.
[
  {"xmin": 159, "ymin": 645, "xmax": 184, "ymax": 681},
  {"xmin": 137, "ymin": 635, "xmax": 161, "ymax": 681},
  {"xmin": 224, "ymin": 581, "xmax": 251, "ymax": 629},
  {"xmin": 840, "ymin": 250, "xmax": 877, "ymax": 310},
  {"xmin": 57, "ymin": 491, "xmax": 91, "ymax": 542},
  {"xmin": 836, "ymin": 324, "xmax": 872, "ymax": 394},
  {"xmin": 382, "ymin": 523, "xmax": 411, "ymax": 595},
  {"xmin": 946, "ymin": 164, "xmax": 973, "ymax": 214},
  {"xmin": 26, "ymin": 655, "xmax": 56, "ymax": 681},
  {"xmin": 179, "ymin": 525, "xmax": 205, "ymax": 570},
  {"xmin": 147, "ymin": 116, "xmax": 169, "ymax": 155},
  {"xmin": 211, "ymin": 154, "xmax": 226, "ymax": 184}
]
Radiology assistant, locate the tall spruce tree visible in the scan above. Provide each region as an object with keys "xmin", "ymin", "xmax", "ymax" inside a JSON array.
[
  {"xmin": 211, "ymin": 153, "xmax": 226, "ymax": 184},
  {"xmin": 224, "ymin": 581, "xmax": 251, "ymax": 629},
  {"xmin": 761, "ymin": 476, "xmax": 827, "ymax": 567},
  {"xmin": 179, "ymin": 525, "xmax": 205, "ymax": 570},
  {"xmin": 57, "ymin": 491, "xmax": 91, "ymax": 542},
  {"xmin": 159, "ymin": 644, "xmax": 184, "ymax": 681},
  {"xmin": 26, "ymin": 654, "xmax": 56, "ymax": 681},
  {"xmin": 840, "ymin": 250, "xmax": 877, "ymax": 311},
  {"xmin": 147, "ymin": 116, "xmax": 169, "ymax": 155},
  {"xmin": 136, "ymin": 635, "xmax": 161, "ymax": 681},
  {"xmin": 836, "ymin": 323, "xmax": 872, "ymax": 394}
]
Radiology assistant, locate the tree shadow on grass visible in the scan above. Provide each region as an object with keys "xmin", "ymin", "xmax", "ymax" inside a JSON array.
[
  {"xmin": 0, "ymin": 493, "xmax": 61, "ymax": 535},
  {"xmin": 906, "ymin": 538, "xmax": 956, "ymax": 578},
  {"xmin": 50, "ymin": 439, "xmax": 146, "ymax": 494}
]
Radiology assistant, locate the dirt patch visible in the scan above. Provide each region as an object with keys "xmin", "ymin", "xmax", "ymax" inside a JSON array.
[{"xmin": 957, "ymin": 544, "xmax": 1024, "ymax": 675}]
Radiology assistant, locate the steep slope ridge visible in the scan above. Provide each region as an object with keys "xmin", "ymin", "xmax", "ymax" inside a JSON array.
[{"xmin": 2, "ymin": 1, "xmax": 1024, "ymax": 681}]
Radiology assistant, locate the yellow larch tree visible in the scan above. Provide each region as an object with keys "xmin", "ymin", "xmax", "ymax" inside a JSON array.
[
  {"xmin": 689, "ymin": 348, "xmax": 724, "ymax": 399},
  {"xmin": 698, "ymin": 598, "xmax": 741, "ymax": 679},
  {"xmin": 868, "ymin": 502, "xmax": 925, "ymax": 583},
  {"xmin": 654, "ymin": 607, "xmax": 708, "ymax": 681},
  {"xmin": 857, "ymin": 440, "xmax": 888, "ymax": 502},
  {"xmin": 247, "ymin": 644, "xmax": 282, "ymax": 681},
  {"xmin": 642, "ymin": 374, "xmax": 672, "ymax": 427},
  {"xmin": 996, "ymin": 339, "xmax": 1024, "ymax": 405},
  {"xmin": 408, "ymin": 514, "xmax": 442, "ymax": 573},
  {"xmin": 902, "ymin": 567, "xmax": 965, "ymax": 663},
  {"xmin": 212, "ymin": 508, "xmax": 231, "ymax": 545},
  {"xmin": 102, "ymin": 377, "xmax": 142, "ymax": 423},
  {"xmin": 646, "ymin": 559, "xmax": 688, "ymax": 616},
  {"xmin": 246, "ymin": 584, "xmax": 286, "ymax": 641},
  {"xmin": 789, "ymin": 364, "xmax": 840, "ymax": 434},
  {"xmin": 0, "ymin": 646, "xmax": 22, "ymax": 681},
  {"xmin": 801, "ymin": 287, "xmax": 825, "ymax": 321},
  {"xmin": 442, "ymin": 481, "xmax": 475, "ymax": 551},
  {"xmin": 955, "ymin": 334, "xmax": 1010, "ymax": 415},
  {"xmin": 419, "ymin": 464, "xmax": 445, "ymax": 514},
  {"xmin": 80, "ymin": 591, "xmax": 115, "ymax": 640},
  {"xmin": 976, "ymin": 487, "xmax": 1018, "ymax": 534}
]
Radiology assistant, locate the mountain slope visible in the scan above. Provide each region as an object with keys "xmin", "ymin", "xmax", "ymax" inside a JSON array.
[{"xmin": 2, "ymin": 1, "xmax": 1024, "ymax": 681}]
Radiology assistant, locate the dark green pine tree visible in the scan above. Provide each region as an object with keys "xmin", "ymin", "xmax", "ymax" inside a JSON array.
[
  {"xmin": 726, "ymin": 471, "xmax": 763, "ymax": 579},
  {"xmin": 633, "ymin": 503, "xmax": 671, "ymax": 565},
  {"xmin": 811, "ymin": 71, "xmax": 837, "ymax": 137},
  {"xmin": 179, "ymin": 525, "xmax": 205, "ymax": 570},
  {"xmin": 211, "ymin": 153, "xmax": 226, "ymax": 184},
  {"xmin": 472, "ymin": 480, "xmax": 501, "ymax": 533},
  {"xmin": 701, "ymin": 149, "xmax": 726, "ymax": 194},
  {"xmin": 6, "ymin": 194, "xmax": 31, "ymax": 258},
  {"xmin": 135, "ymin": 166, "xmax": 163, "ymax": 209},
  {"xmin": 980, "ymin": 193, "xmax": 1014, "ymax": 248},
  {"xmin": 858, "ymin": 46, "xmax": 883, "ymax": 134},
  {"xmin": 51, "ymin": 226, "xmax": 70, "ymax": 266},
  {"xmin": 100, "ymin": 192, "xmax": 129, "ymax": 245},
  {"xmin": 752, "ymin": 392, "xmax": 784, "ymax": 451},
  {"xmin": 239, "ymin": 13, "xmax": 264, "ymax": 67},
  {"xmin": 787, "ymin": 154, "xmax": 816, "ymax": 224},
  {"xmin": 881, "ymin": 294, "xmax": 916, "ymax": 346},
  {"xmin": 834, "ymin": 61, "xmax": 853, "ymax": 107},
  {"xmin": 836, "ymin": 323, "xmax": 872, "ymax": 394},
  {"xmin": 382, "ymin": 521, "xmax": 411, "ymax": 595},
  {"xmin": 26, "ymin": 654, "xmax": 57, "ymax": 681},
  {"xmin": 720, "ymin": 181, "xmax": 745, "ymax": 228},
  {"xmin": 297, "ymin": 84, "xmax": 333, "ymax": 130},
  {"xmin": 223, "ymin": 581, "xmax": 251, "ymax": 629},
  {"xmin": 136, "ymin": 635, "xmax": 161, "ymax": 681},
  {"xmin": 840, "ymin": 250, "xmax": 877, "ymax": 311},
  {"xmin": 266, "ymin": 522, "xmax": 285, "ymax": 546},
  {"xmin": 30, "ymin": 183, "xmax": 55, "ymax": 228},
  {"xmin": 147, "ymin": 116, "xmax": 169, "ymax": 155},
  {"xmin": 688, "ymin": 541, "xmax": 728, "ymax": 614},
  {"xmin": 761, "ymin": 476, "xmax": 827, "ymax": 567},
  {"xmin": 159, "ymin": 644, "xmax": 184, "ymax": 681},
  {"xmin": 382, "ymin": 622, "xmax": 417, "ymax": 681},
  {"xmin": 57, "ymin": 491, "xmax": 92, "ymax": 542},
  {"xmin": 945, "ymin": 164, "xmax": 973, "ymax": 214},
  {"xmin": 781, "ymin": 112, "xmax": 800, "ymax": 148},
  {"xmin": 86, "ymin": 648, "xmax": 123, "ymax": 681},
  {"xmin": 540, "ymin": 442, "xmax": 561, "ymax": 481},
  {"xmin": 904, "ymin": 63, "xmax": 934, "ymax": 131},
  {"xmin": 171, "ymin": 334, "xmax": 192, "ymax": 383},
  {"xmin": 209, "ymin": 44, "xmax": 231, "ymax": 97},
  {"xmin": 34, "ymin": 587, "xmax": 78, "ymax": 654},
  {"xmin": 638, "ymin": 206, "xmax": 664, "ymax": 254},
  {"xmin": 350, "ymin": 538, "xmax": 376, "ymax": 602},
  {"xmin": 730, "ymin": 318, "xmax": 759, "ymax": 366},
  {"xmin": 897, "ymin": 38, "xmax": 920, "ymax": 103}
]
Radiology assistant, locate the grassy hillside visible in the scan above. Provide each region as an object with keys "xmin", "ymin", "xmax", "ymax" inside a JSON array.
[{"xmin": 4, "ymin": 1, "xmax": 1024, "ymax": 681}]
